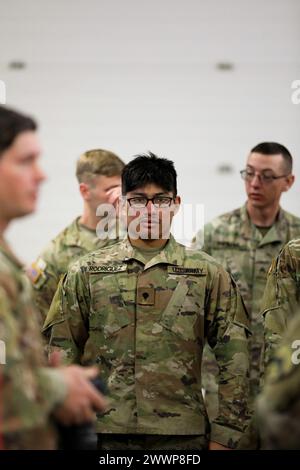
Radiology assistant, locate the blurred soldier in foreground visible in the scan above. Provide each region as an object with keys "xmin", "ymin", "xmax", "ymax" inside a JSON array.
[
  {"xmin": 257, "ymin": 312, "xmax": 300, "ymax": 449},
  {"xmin": 29, "ymin": 148, "xmax": 124, "ymax": 323},
  {"xmin": 193, "ymin": 142, "xmax": 300, "ymax": 417},
  {"xmin": 0, "ymin": 106, "xmax": 106, "ymax": 449},
  {"xmin": 44, "ymin": 153, "xmax": 250, "ymax": 450},
  {"xmin": 262, "ymin": 238, "xmax": 300, "ymax": 368},
  {"xmin": 240, "ymin": 239, "xmax": 300, "ymax": 449}
]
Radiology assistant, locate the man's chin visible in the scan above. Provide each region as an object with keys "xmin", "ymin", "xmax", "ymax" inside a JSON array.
[
  {"xmin": 140, "ymin": 229, "xmax": 160, "ymax": 240},
  {"xmin": 248, "ymin": 198, "xmax": 266, "ymax": 208},
  {"xmin": 16, "ymin": 205, "xmax": 36, "ymax": 218}
]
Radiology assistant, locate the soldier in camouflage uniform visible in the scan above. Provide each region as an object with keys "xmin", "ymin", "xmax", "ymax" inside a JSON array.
[
  {"xmin": 257, "ymin": 312, "xmax": 300, "ymax": 449},
  {"xmin": 0, "ymin": 106, "xmax": 106, "ymax": 449},
  {"xmin": 28, "ymin": 149, "xmax": 124, "ymax": 323},
  {"xmin": 262, "ymin": 238, "xmax": 300, "ymax": 369},
  {"xmin": 193, "ymin": 142, "xmax": 300, "ymax": 419},
  {"xmin": 44, "ymin": 153, "xmax": 251, "ymax": 450}
]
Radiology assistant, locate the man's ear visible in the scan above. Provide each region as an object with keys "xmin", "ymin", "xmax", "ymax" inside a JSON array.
[
  {"xmin": 283, "ymin": 174, "xmax": 295, "ymax": 192},
  {"xmin": 173, "ymin": 196, "xmax": 181, "ymax": 214},
  {"xmin": 79, "ymin": 182, "xmax": 91, "ymax": 201}
]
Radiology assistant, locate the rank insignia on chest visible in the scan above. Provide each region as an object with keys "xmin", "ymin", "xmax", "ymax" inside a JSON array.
[{"xmin": 137, "ymin": 286, "xmax": 155, "ymax": 305}]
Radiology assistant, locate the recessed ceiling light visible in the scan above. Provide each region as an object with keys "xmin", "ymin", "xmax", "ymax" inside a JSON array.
[
  {"xmin": 8, "ymin": 61, "xmax": 27, "ymax": 70},
  {"xmin": 217, "ymin": 163, "xmax": 234, "ymax": 174},
  {"xmin": 216, "ymin": 62, "xmax": 234, "ymax": 71}
]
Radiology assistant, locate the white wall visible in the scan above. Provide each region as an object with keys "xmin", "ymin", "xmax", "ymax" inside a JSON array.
[{"xmin": 0, "ymin": 0, "xmax": 299, "ymax": 262}]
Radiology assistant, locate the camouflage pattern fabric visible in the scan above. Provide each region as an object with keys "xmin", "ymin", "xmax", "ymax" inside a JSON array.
[
  {"xmin": 0, "ymin": 238, "xmax": 67, "ymax": 450},
  {"xmin": 262, "ymin": 238, "xmax": 300, "ymax": 369},
  {"xmin": 98, "ymin": 433, "xmax": 208, "ymax": 450},
  {"xmin": 257, "ymin": 312, "xmax": 300, "ymax": 449},
  {"xmin": 193, "ymin": 204, "xmax": 300, "ymax": 409},
  {"xmin": 43, "ymin": 235, "xmax": 251, "ymax": 449},
  {"xmin": 28, "ymin": 217, "xmax": 118, "ymax": 323}
]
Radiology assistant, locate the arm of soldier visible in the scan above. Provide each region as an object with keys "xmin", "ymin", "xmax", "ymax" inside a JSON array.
[
  {"xmin": 191, "ymin": 222, "xmax": 213, "ymax": 254},
  {"xmin": 263, "ymin": 246, "xmax": 299, "ymax": 369},
  {"xmin": 28, "ymin": 246, "xmax": 61, "ymax": 325},
  {"xmin": 0, "ymin": 286, "xmax": 68, "ymax": 435},
  {"xmin": 206, "ymin": 267, "xmax": 251, "ymax": 449},
  {"xmin": 257, "ymin": 313, "xmax": 300, "ymax": 449},
  {"xmin": 42, "ymin": 266, "xmax": 90, "ymax": 365}
]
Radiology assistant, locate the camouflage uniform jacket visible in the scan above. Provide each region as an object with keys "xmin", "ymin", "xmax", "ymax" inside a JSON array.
[
  {"xmin": 257, "ymin": 312, "xmax": 300, "ymax": 449},
  {"xmin": 29, "ymin": 216, "xmax": 118, "ymax": 323},
  {"xmin": 43, "ymin": 235, "xmax": 251, "ymax": 448},
  {"xmin": 194, "ymin": 204, "xmax": 300, "ymax": 396},
  {"xmin": 262, "ymin": 238, "xmax": 300, "ymax": 368},
  {"xmin": 0, "ymin": 238, "xmax": 67, "ymax": 449}
]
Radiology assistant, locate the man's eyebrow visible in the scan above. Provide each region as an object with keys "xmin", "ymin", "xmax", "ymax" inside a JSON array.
[
  {"xmin": 246, "ymin": 165, "xmax": 274, "ymax": 172},
  {"xmin": 19, "ymin": 153, "xmax": 39, "ymax": 162},
  {"xmin": 130, "ymin": 192, "xmax": 169, "ymax": 196},
  {"xmin": 106, "ymin": 184, "xmax": 121, "ymax": 191}
]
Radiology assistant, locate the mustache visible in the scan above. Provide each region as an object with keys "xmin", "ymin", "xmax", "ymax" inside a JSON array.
[{"xmin": 140, "ymin": 216, "xmax": 160, "ymax": 223}]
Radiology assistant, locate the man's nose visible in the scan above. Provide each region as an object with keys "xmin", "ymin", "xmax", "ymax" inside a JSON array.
[
  {"xmin": 35, "ymin": 165, "xmax": 46, "ymax": 184},
  {"xmin": 250, "ymin": 173, "xmax": 262, "ymax": 187},
  {"xmin": 146, "ymin": 200, "xmax": 153, "ymax": 213}
]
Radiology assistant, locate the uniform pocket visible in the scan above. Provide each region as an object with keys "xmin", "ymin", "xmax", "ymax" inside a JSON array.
[
  {"xmin": 89, "ymin": 273, "xmax": 131, "ymax": 339},
  {"xmin": 159, "ymin": 275, "xmax": 205, "ymax": 341}
]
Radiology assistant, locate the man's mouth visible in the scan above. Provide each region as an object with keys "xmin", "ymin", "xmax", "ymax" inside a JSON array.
[
  {"xmin": 249, "ymin": 193, "xmax": 263, "ymax": 199},
  {"xmin": 29, "ymin": 190, "xmax": 39, "ymax": 201},
  {"xmin": 140, "ymin": 217, "xmax": 159, "ymax": 225}
]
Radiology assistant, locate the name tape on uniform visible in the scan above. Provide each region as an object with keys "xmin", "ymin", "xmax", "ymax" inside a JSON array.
[
  {"xmin": 81, "ymin": 264, "xmax": 127, "ymax": 274},
  {"xmin": 167, "ymin": 266, "xmax": 206, "ymax": 275}
]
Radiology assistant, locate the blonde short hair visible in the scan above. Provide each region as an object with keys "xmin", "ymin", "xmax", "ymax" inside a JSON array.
[{"xmin": 76, "ymin": 149, "xmax": 124, "ymax": 184}]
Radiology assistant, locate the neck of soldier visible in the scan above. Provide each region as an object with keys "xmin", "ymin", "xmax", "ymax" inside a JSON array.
[
  {"xmin": 79, "ymin": 203, "xmax": 99, "ymax": 230},
  {"xmin": 246, "ymin": 199, "xmax": 280, "ymax": 227},
  {"xmin": 0, "ymin": 217, "xmax": 9, "ymax": 237}
]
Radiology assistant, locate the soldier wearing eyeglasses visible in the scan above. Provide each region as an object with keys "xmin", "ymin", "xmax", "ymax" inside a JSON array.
[
  {"xmin": 43, "ymin": 152, "xmax": 251, "ymax": 450},
  {"xmin": 192, "ymin": 142, "xmax": 300, "ymax": 427}
]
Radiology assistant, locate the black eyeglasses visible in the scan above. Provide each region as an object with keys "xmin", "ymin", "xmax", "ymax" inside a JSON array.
[
  {"xmin": 240, "ymin": 169, "xmax": 290, "ymax": 184},
  {"xmin": 127, "ymin": 196, "xmax": 174, "ymax": 208}
]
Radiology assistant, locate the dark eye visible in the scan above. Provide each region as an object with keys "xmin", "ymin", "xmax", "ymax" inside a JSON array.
[
  {"xmin": 130, "ymin": 197, "xmax": 147, "ymax": 206},
  {"xmin": 153, "ymin": 197, "xmax": 172, "ymax": 207},
  {"xmin": 261, "ymin": 173, "xmax": 274, "ymax": 181}
]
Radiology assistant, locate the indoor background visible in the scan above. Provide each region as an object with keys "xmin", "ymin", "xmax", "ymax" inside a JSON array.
[{"xmin": 0, "ymin": 0, "xmax": 299, "ymax": 262}]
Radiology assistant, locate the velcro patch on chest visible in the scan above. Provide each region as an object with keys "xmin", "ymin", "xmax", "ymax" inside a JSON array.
[
  {"xmin": 167, "ymin": 266, "xmax": 206, "ymax": 275},
  {"xmin": 81, "ymin": 264, "xmax": 127, "ymax": 274}
]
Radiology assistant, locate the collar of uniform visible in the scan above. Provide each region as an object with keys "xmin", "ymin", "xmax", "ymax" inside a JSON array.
[
  {"xmin": 241, "ymin": 203, "xmax": 284, "ymax": 247},
  {"xmin": 64, "ymin": 216, "xmax": 102, "ymax": 248},
  {"xmin": 120, "ymin": 234, "xmax": 184, "ymax": 270},
  {"xmin": 258, "ymin": 208, "xmax": 285, "ymax": 247},
  {"xmin": 238, "ymin": 203, "xmax": 255, "ymax": 241},
  {"xmin": 0, "ymin": 237, "xmax": 24, "ymax": 269},
  {"xmin": 64, "ymin": 216, "xmax": 119, "ymax": 248},
  {"xmin": 62, "ymin": 217, "xmax": 86, "ymax": 247}
]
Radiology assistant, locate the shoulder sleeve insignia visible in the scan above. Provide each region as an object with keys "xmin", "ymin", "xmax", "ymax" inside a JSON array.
[
  {"xmin": 27, "ymin": 258, "xmax": 47, "ymax": 283},
  {"xmin": 27, "ymin": 262, "xmax": 42, "ymax": 283}
]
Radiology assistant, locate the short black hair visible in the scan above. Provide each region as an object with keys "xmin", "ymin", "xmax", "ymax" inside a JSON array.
[
  {"xmin": 0, "ymin": 105, "xmax": 37, "ymax": 157},
  {"xmin": 251, "ymin": 142, "xmax": 293, "ymax": 173},
  {"xmin": 122, "ymin": 152, "xmax": 177, "ymax": 196}
]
